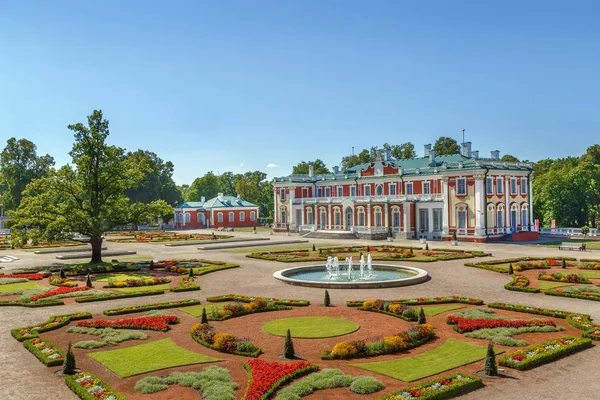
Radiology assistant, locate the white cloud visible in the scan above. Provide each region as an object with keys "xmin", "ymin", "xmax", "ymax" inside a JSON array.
[
  {"xmin": 267, "ymin": 163, "xmax": 279, "ymax": 168},
  {"xmin": 239, "ymin": 162, "xmax": 245, "ymax": 167}
]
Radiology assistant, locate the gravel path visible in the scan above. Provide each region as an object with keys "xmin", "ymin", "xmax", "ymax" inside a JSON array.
[{"xmin": 1, "ymin": 231, "xmax": 599, "ymax": 399}]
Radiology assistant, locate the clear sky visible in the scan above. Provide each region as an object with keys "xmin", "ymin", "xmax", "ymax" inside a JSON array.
[{"xmin": 1, "ymin": 0, "xmax": 599, "ymax": 185}]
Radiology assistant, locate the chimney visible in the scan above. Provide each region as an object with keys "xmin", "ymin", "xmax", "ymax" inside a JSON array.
[
  {"xmin": 308, "ymin": 165, "xmax": 314, "ymax": 177},
  {"xmin": 461, "ymin": 142, "xmax": 472, "ymax": 158},
  {"xmin": 429, "ymin": 150, "xmax": 436, "ymax": 164},
  {"xmin": 217, "ymin": 193, "xmax": 223, "ymax": 201},
  {"xmin": 384, "ymin": 149, "xmax": 392, "ymax": 161},
  {"xmin": 201, "ymin": 196, "xmax": 206, "ymax": 202},
  {"xmin": 472, "ymin": 150, "xmax": 479, "ymax": 159},
  {"xmin": 237, "ymin": 193, "xmax": 241, "ymax": 199},
  {"xmin": 424, "ymin": 144, "xmax": 432, "ymax": 157},
  {"xmin": 491, "ymin": 150, "xmax": 500, "ymax": 160},
  {"xmin": 333, "ymin": 166, "xmax": 339, "ymax": 174}
]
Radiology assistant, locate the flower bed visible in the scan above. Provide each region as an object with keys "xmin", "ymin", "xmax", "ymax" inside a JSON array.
[
  {"xmin": 158, "ymin": 259, "xmax": 240, "ymax": 276},
  {"xmin": 65, "ymin": 372, "xmax": 126, "ymax": 400},
  {"xmin": 190, "ymin": 323, "xmax": 262, "ymax": 357},
  {"xmin": 74, "ymin": 289, "xmax": 165, "ymax": 303},
  {"xmin": 537, "ymin": 272, "xmax": 590, "ymax": 283},
  {"xmin": 23, "ymin": 338, "xmax": 65, "ymax": 366},
  {"xmin": 0, "ymin": 273, "xmax": 51, "ymax": 280},
  {"xmin": 544, "ymin": 289, "xmax": 600, "ymax": 302},
  {"xmin": 322, "ymin": 324, "xmax": 435, "ymax": 360},
  {"xmin": 77, "ymin": 315, "xmax": 179, "ymax": 332},
  {"xmin": 487, "ymin": 302, "xmax": 574, "ymax": 319},
  {"xmin": 378, "ymin": 373, "xmax": 483, "ymax": 400},
  {"xmin": 464, "ymin": 257, "xmax": 576, "ymax": 274},
  {"xmin": 504, "ymin": 274, "xmax": 541, "ymax": 293},
  {"xmin": 207, "ymin": 294, "xmax": 310, "ymax": 307},
  {"xmin": 576, "ymin": 260, "xmax": 600, "ymax": 270},
  {"xmin": 567, "ymin": 315, "xmax": 600, "ymax": 340},
  {"xmin": 104, "ymin": 276, "xmax": 171, "ymax": 288},
  {"xmin": 49, "ymin": 276, "xmax": 78, "ymax": 287},
  {"xmin": 446, "ymin": 315, "xmax": 555, "ymax": 333},
  {"xmin": 11, "ymin": 312, "xmax": 92, "ymax": 341},
  {"xmin": 499, "ymin": 337, "xmax": 593, "ymax": 370},
  {"xmin": 207, "ymin": 299, "xmax": 292, "ymax": 321},
  {"xmin": 103, "ymin": 299, "xmax": 200, "ymax": 315},
  {"xmin": 243, "ymin": 359, "xmax": 317, "ymax": 400},
  {"xmin": 53, "ymin": 262, "xmax": 144, "ymax": 276},
  {"xmin": 347, "ymin": 296, "xmax": 483, "ymax": 308},
  {"xmin": 170, "ymin": 276, "xmax": 200, "ymax": 292},
  {"xmin": 30, "ymin": 286, "xmax": 91, "ymax": 301},
  {"xmin": 0, "ymin": 299, "xmax": 65, "ymax": 307}
]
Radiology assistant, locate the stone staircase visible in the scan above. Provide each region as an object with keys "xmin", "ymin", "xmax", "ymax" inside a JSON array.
[{"xmin": 302, "ymin": 230, "xmax": 359, "ymax": 240}]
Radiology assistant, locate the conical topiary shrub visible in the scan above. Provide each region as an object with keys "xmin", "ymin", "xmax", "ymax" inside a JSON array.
[
  {"xmin": 312, "ymin": 244, "xmax": 316, "ymax": 251},
  {"xmin": 188, "ymin": 267, "xmax": 194, "ymax": 278},
  {"xmin": 484, "ymin": 340, "xmax": 498, "ymax": 376},
  {"xmin": 201, "ymin": 307, "xmax": 208, "ymax": 324},
  {"xmin": 149, "ymin": 260, "xmax": 154, "ymax": 270},
  {"xmin": 284, "ymin": 329, "xmax": 295, "ymax": 359},
  {"xmin": 561, "ymin": 259, "xmax": 567, "ymax": 269},
  {"xmin": 418, "ymin": 307, "xmax": 427, "ymax": 324},
  {"xmin": 86, "ymin": 273, "xmax": 93, "ymax": 288},
  {"xmin": 508, "ymin": 263, "xmax": 514, "ymax": 275},
  {"xmin": 324, "ymin": 290, "xmax": 331, "ymax": 307},
  {"xmin": 62, "ymin": 342, "xmax": 76, "ymax": 375},
  {"xmin": 59, "ymin": 268, "xmax": 66, "ymax": 279},
  {"xmin": 425, "ymin": 243, "xmax": 429, "ymax": 251}
]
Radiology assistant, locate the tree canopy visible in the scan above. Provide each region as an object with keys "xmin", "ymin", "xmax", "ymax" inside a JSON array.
[
  {"xmin": 10, "ymin": 110, "xmax": 171, "ymax": 263},
  {"xmin": 292, "ymin": 159, "xmax": 330, "ymax": 175},
  {"xmin": 340, "ymin": 142, "xmax": 417, "ymax": 170},
  {"xmin": 433, "ymin": 137, "xmax": 460, "ymax": 156},
  {"xmin": 501, "ymin": 154, "xmax": 520, "ymax": 162}
]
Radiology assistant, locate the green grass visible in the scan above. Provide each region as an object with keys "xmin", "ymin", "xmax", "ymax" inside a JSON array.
[
  {"xmin": 0, "ymin": 281, "xmax": 43, "ymax": 293},
  {"xmin": 351, "ymin": 339, "xmax": 503, "ymax": 382},
  {"xmin": 114, "ymin": 283, "xmax": 172, "ymax": 293},
  {"xmin": 535, "ymin": 281, "xmax": 574, "ymax": 290},
  {"xmin": 111, "ymin": 256, "xmax": 154, "ymax": 262},
  {"xmin": 88, "ymin": 338, "xmax": 221, "ymax": 377},
  {"xmin": 529, "ymin": 240, "xmax": 600, "ymax": 250},
  {"xmin": 422, "ymin": 304, "xmax": 465, "ymax": 316},
  {"xmin": 228, "ymin": 243, "xmax": 336, "ymax": 253},
  {"xmin": 178, "ymin": 303, "xmax": 229, "ymax": 317},
  {"xmin": 231, "ymin": 226, "xmax": 272, "ymax": 232},
  {"xmin": 579, "ymin": 271, "xmax": 600, "ymax": 279},
  {"xmin": 95, "ymin": 273, "xmax": 152, "ymax": 282},
  {"xmin": 262, "ymin": 317, "xmax": 360, "ymax": 338}
]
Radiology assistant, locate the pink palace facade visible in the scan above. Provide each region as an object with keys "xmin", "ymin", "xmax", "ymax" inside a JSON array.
[{"xmin": 272, "ymin": 143, "xmax": 537, "ymax": 242}]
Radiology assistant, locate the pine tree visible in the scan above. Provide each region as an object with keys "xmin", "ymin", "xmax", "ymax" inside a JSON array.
[
  {"xmin": 484, "ymin": 341, "xmax": 498, "ymax": 376},
  {"xmin": 508, "ymin": 263, "xmax": 514, "ymax": 275},
  {"xmin": 324, "ymin": 290, "xmax": 331, "ymax": 307},
  {"xmin": 284, "ymin": 329, "xmax": 295, "ymax": 359},
  {"xmin": 418, "ymin": 307, "xmax": 427, "ymax": 324},
  {"xmin": 86, "ymin": 273, "xmax": 93, "ymax": 288},
  {"xmin": 62, "ymin": 342, "xmax": 76, "ymax": 375},
  {"xmin": 201, "ymin": 307, "xmax": 208, "ymax": 324},
  {"xmin": 561, "ymin": 259, "xmax": 567, "ymax": 269},
  {"xmin": 188, "ymin": 267, "xmax": 194, "ymax": 278},
  {"xmin": 59, "ymin": 268, "xmax": 66, "ymax": 279}
]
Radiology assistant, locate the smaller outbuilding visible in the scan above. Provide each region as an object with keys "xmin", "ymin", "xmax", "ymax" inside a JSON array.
[{"xmin": 173, "ymin": 193, "xmax": 259, "ymax": 229}]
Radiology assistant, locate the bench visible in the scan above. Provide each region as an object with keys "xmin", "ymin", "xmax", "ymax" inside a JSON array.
[{"xmin": 558, "ymin": 242, "xmax": 586, "ymax": 251}]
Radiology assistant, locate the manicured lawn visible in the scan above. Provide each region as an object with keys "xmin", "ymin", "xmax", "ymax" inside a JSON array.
[
  {"xmin": 231, "ymin": 226, "xmax": 273, "ymax": 232},
  {"xmin": 350, "ymin": 339, "xmax": 503, "ymax": 382},
  {"xmin": 114, "ymin": 283, "xmax": 172, "ymax": 293},
  {"xmin": 422, "ymin": 304, "xmax": 465, "ymax": 316},
  {"xmin": 536, "ymin": 281, "xmax": 574, "ymax": 290},
  {"xmin": 228, "ymin": 244, "xmax": 336, "ymax": 253},
  {"xmin": 262, "ymin": 316, "xmax": 360, "ymax": 338},
  {"xmin": 88, "ymin": 338, "xmax": 221, "ymax": 377},
  {"xmin": 95, "ymin": 274, "xmax": 152, "ymax": 282},
  {"xmin": 0, "ymin": 281, "xmax": 43, "ymax": 293},
  {"xmin": 178, "ymin": 303, "xmax": 229, "ymax": 317},
  {"xmin": 579, "ymin": 271, "xmax": 600, "ymax": 279},
  {"xmin": 111, "ymin": 256, "xmax": 154, "ymax": 262},
  {"xmin": 529, "ymin": 240, "xmax": 600, "ymax": 250}
]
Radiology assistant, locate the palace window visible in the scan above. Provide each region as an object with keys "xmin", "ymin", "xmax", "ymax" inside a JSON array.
[
  {"xmin": 197, "ymin": 213, "xmax": 202, "ymax": 222},
  {"xmin": 280, "ymin": 209, "xmax": 287, "ymax": 224},
  {"xmin": 357, "ymin": 208, "xmax": 365, "ymax": 226},
  {"xmin": 350, "ymin": 186, "xmax": 356, "ymax": 197},
  {"xmin": 306, "ymin": 208, "xmax": 313, "ymax": 224},
  {"xmin": 497, "ymin": 208, "xmax": 504, "ymax": 228},
  {"xmin": 337, "ymin": 186, "xmax": 343, "ymax": 197},
  {"xmin": 390, "ymin": 183, "xmax": 397, "ymax": 195},
  {"xmin": 374, "ymin": 207, "xmax": 382, "ymax": 227},
  {"xmin": 423, "ymin": 182, "xmax": 430, "ymax": 195},
  {"xmin": 392, "ymin": 208, "xmax": 400, "ymax": 227},
  {"xmin": 406, "ymin": 182, "xmax": 413, "ymax": 195},
  {"xmin": 456, "ymin": 178, "xmax": 466, "ymax": 196},
  {"xmin": 510, "ymin": 178, "xmax": 517, "ymax": 195},
  {"xmin": 457, "ymin": 207, "xmax": 467, "ymax": 229},
  {"xmin": 497, "ymin": 178, "xmax": 504, "ymax": 194},
  {"xmin": 317, "ymin": 187, "xmax": 322, "ymax": 197},
  {"xmin": 325, "ymin": 187, "xmax": 331, "ymax": 197},
  {"xmin": 521, "ymin": 208, "xmax": 528, "ymax": 227},
  {"xmin": 486, "ymin": 178, "xmax": 493, "ymax": 195},
  {"xmin": 280, "ymin": 188, "xmax": 285, "ymax": 201},
  {"xmin": 521, "ymin": 178, "xmax": 528, "ymax": 195},
  {"xmin": 433, "ymin": 208, "xmax": 443, "ymax": 231},
  {"xmin": 250, "ymin": 211, "xmax": 256, "ymax": 221},
  {"xmin": 240, "ymin": 212, "xmax": 245, "ymax": 221},
  {"xmin": 185, "ymin": 213, "xmax": 190, "ymax": 223},
  {"xmin": 376, "ymin": 185, "xmax": 383, "ymax": 195},
  {"xmin": 364, "ymin": 185, "xmax": 371, "ymax": 196},
  {"xmin": 334, "ymin": 208, "xmax": 341, "ymax": 226},
  {"xmin": 419, "ymin": 209, "xmax": 429, "ymax": 231},
  {"xmin": 229, "ymin": 212, "xmax": 234, "ymax": 222},
  {"xmin": 217, "ymin": 213, "xmax": 223, "ymax": 223}
]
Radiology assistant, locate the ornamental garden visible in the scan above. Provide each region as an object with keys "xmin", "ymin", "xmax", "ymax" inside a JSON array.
[{"xmin": 2, "ymin": 246, "xmax": 599, "ymax": 400}]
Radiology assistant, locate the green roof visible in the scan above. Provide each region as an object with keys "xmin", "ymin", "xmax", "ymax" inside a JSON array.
[{"xmin": 178, "ymin": 196, "xmax": 257, "ymax": 209}]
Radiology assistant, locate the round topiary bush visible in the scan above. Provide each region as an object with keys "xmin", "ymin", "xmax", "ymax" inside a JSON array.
[{"xmin": 350, "ymin": 376, "xmax": 385, "ymax": 394}]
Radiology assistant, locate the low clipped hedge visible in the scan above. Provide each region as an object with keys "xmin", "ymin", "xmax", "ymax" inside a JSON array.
[
  {"xmin": 207, "ymin": 294, "xmax": 310, "ymax": 307},
  {"xmin": 544, "ymin": 289, "xmax": 600, "ymax": 302},
  {"xmin": 74, "ymin": 289, "xmax": 165, "ymax": 303},
  {"xmin": 170, "ymin": 276, "xmax": 200, "ymax": 292},
  {"xmin": 499, "ymin": 337, "xmax": 592, "ymax": 370},
  {"xmin": 190, "ymin": 323, "xmax": 262, "ymax": 357},
  {"xmin": 0, "ymin": 299, "xmax": 65, "ymax": 307},
  {"xmin": 11, "ymin": 312, "xmax": 92, "ymax": 341},
  {"xmin": 65, "ymin": 372, "xmax": 126, "ymax": 400},
  {"xmin": 487, "ymin": 302, "xmax": 574, "ymax": 319},
  {"xmin": 504, "ymin": 274, "xmax": 541, "ymax": 293},
  {"xmin": 378, "ymin": 373, "xmax": 483, "ymax": 400},
  {"xmin": 23, "ymin": 338, "xmax": 65, "ymax": 366},
  {"xmin": 103, "ymin": 299, "xmax": 200, "ymax": 315},
  {"xmin": 347, "ymin": 296, "xmax": 483, "ymax": 308},
  {"xmin": 209, "ymin": 304, "xmax": 292, "ymax": 321}
]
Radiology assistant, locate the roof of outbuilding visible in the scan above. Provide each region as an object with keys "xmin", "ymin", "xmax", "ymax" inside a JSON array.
[{"xmin": 178, "ymin": 196, "xmax": 258, "ymax": 209}]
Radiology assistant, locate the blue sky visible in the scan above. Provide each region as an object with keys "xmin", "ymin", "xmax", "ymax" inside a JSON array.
[{"xmin": 1, "ymin": 0, "xmax": 599, "ymax": 185}]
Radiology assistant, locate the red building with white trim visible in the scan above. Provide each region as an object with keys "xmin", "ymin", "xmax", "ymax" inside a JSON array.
[{"xmin": 173, "ymin": 193, "xmax": 259, "ymax": 229}]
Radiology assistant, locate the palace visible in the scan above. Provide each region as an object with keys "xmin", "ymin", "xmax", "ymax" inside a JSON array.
[
  {"xmin": 272, "ymin": 143, "xmax": 537, "ymax": 242},
  {"xmin": 173, "ymin": 193, "xmax": 259, "ymax": 230}
]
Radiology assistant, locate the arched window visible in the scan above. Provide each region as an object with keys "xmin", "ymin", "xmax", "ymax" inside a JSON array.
[
  {"xmin": 319, "ymin": 207, "xmax": 327, "ymax": 229},
  {"xmin": 456, "ymin": 205, "xmax": 467, "ymax": 230},
  {"xmin": 280, "ymin": 207, "xmax": 287, "ymax": 224},
  {"xmin": 392, "ymin": 207, "xmax": 401, "ymax": 228},
  {"xmin": 357, "ymin": 207, "xmax": 365, "ymax": 226},
  {"xmin": 376, "ymin": 185, "xmax": 383, "ymax": 196},
  {"xmin": 374, "ymin": 206, "xmax": 382, "ymax": 227},
  {"xmin": 306, "ymin": 208, "xmax": 313, "ymax": 225},
  {"xmin": 521, "ymin": 204, "xmax": 529, "ymax": 229},
  {"xmin": 497, "ymin": 204, "xmax": 504, "ymax": 228}
]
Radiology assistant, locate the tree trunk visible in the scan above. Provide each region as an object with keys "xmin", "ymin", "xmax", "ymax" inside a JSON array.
[{"xmin": 90, "ymin": 236, "xmax": 103, "ymax": 264}]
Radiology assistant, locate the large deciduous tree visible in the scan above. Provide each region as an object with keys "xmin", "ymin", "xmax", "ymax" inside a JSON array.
[
  {"xmin": 433, "ymin": 137, "xmax": 460, "ymax": 156},
  {"xmin": 9, "ymin": 110, "xmax": 171, "ymax": 263},
  {"xmin": 0, "ymin": 138, "xmax": 54, "ymax": 211},
  {"xmin": 125, "ymin": 150, "xmax": 183, "ymax": 207},
  {"xmin": 292, "ymin": 159, "xmax": 330, "ymax": 175},
  {"xmin": 501, "ymin": 154, "xmax": 520, "ymax": 162},
  {"xmin": 236, "ymin": 171, "xmax": 273, "ymax": 219},
  {"xmin": 186, "ymin": 172, "xmax": 220, "ymax": 202}
]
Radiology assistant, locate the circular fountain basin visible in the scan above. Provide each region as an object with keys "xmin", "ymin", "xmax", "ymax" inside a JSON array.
[{"xmin": 273, "ymin": 264, "xmax": 429, "ymax": 289}]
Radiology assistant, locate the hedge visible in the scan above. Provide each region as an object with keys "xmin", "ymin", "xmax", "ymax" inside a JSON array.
[
  {"xmin": 11, "ymin": 312, "xmax": 92, "ymax": 341},
  {"xmin": 103, "ymin": 299, "xmax": 201, "ymax": 315},
  {"xmin": 207, "ymin": 294, "xmax": 310, "ymax": 307},
  {"xmin": 504, "ymin": 274, "xmax": 541, "ymax": 293},
  {"xmin": 23, "ymin": 338, "xmax": 65, "ymax": 366},
  {"xmin": 0, "ymin": 299, "xmax": 65, "ymax": 307},
  {"xmin": 378, "ymin": 373, "xmax": 483, "ymax": 400},
  {"xmin": 487, "ymin": 302, "xmax": 575, "ymax": 319},
  {"xmin": 347, "ymin": 296, "xmax": 484, "ymax": 307},
  {"xmin": 190, "ymin": 323, "xmax": 262, "ymax": 357},
  {"xmin": 74, "ymin": 289, "xmax": 165, "ymax": 303},
  {"xmin": 499, "ymin": 337, "xmax": 592, "ymax": 370},
  {"xmin": 65, "ymin": 372, "xmax": 126, "ymax": 400},
  {"xmin": 544, "ymin": 289, "xmax": 600, "ymax": 302},
  {"xmin": 208, "ymin": 305, "xmax": 293, "ymax": 321}
]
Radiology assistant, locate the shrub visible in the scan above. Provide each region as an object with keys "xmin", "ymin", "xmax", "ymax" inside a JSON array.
[
  {"xmin": 484, "ymin": 341, "xmax": 498, "ymax": 376},
  {"xmin": 383, "ymin": 336, "xmax": 406, "ymax": 353},
  {"xmin": 561, "ymin": 259, "xmax": 567, "ymax": 269},
  {"xmin": 508, "ymin": 263, "xmax": 514, "ymax": 275},
  {"xmin": 134, "ymin": 368, "xmax": 237, "ymax": 400},
  {"xmin": 402, "ymin": 307, "xmax": 418, "ymax": 321},
  {"xmin": 330, "ymin": 341, "xmax": 357, "ymax": 358},
  {"xmin": 201, "ymin": 307, "xmax": 208, "ymax": 324},
  {"xmin": 349, "ymin": 376, "xmax": 385, "ymax": 394},
  {"xmin": 213, "ymin": 333, "xmax": 237, "ymax": 353},
  {"xmin": 284, "ymin": 329, "xmax": 295, "ymax": 358},
  {"xmin": 324, "ymin": 290, "xmax": 331, "ymax": 307},
  {"xmin": 418, "ymin": 307, "xmax": 427, "ymax": 324},
  {"xmin": 60, "ymin": 268, "xmax": 66, "ymax": 279},
  {"xmin": 62, "ymin": 342, "xmax": 76, "ymax": 375}
]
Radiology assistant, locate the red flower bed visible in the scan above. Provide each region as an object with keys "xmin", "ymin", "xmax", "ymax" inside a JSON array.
[
  {"xmin": 244, "ymin": 359, "xmax": 314, "ymax": 400},
  {"xmin": 446, "ymin": 316, "xmax": 555, "ymax": 333},
  {"xmin": 76, "ymin": 315, "xmax": 179, "ymax": 332},
  {"xmin": 0, "ymin": 273, "xmax": 51, "ymax": 280},
  {"xmin": 546, "ymin": 258, "xmax": 562, "ymax": 266},
  {"xmin": 30, "ymin": 286, "xmax": 91, "ymax": 301}
]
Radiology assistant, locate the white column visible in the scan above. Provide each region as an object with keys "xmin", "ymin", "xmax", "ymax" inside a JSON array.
[
  {"xmin": 273, "ymin": 190, "xmax": 278, "ymax": 227},
  {"xmin": 402, "ymin": 202, "xmax": 412, "ymax": 235},
  {"xmin": 505, "ymin": 178, "xmax": 511, "ymax": 231},
  {"xmin": 474, "ymin": 177, "xmax": 485, "ymax": 236},
  {"xmin": 288, "ymin": 187, "xmax": 295, "ymax": 227},
  {"xmin": 428, "ymin": 207, "xmax": 434, "ymax": 234},
  {"xmin": 529, "ymin": 176, "xmax": 534, "ymax": 229},
  {"xmin": 384, "ymin": 203, "xmax": 389, "ymax": 228},
  {"xmin": 441, "ymin": 178, "xmax": 449, "ymax": 235},
  {"xmin": 367, "ymin": 204, "xmax": 372, "ymax": 228},
  {"xmin": 328, "ymin": 204, "xmax": 331, "ymax": 230}
]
